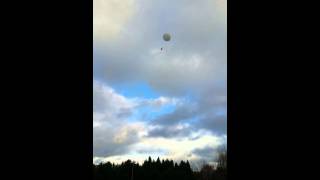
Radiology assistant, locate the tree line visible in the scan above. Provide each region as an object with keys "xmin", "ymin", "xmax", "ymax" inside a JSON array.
[{"xmin": 93, "ymin": 151, "xmax": 226, "ymax": 180}]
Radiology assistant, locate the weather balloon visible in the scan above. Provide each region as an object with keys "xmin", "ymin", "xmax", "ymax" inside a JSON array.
[{"xmin": 163, "ymin": 33, "xmax": 171, "ymax": 41}]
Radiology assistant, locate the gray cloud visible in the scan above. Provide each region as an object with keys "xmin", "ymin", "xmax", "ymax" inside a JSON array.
[
  {"xmin": 136, "ymin": 148, "xmax": 169, "ymax": 155},
  {"xmin": 197, "ymin": 113, "xmax": 227, "ymax": 135},
  {"xmin": 93, "ymin": 114, "xmax": 144, "ymax": 157},
  {"xmin": 93, "ymin": 81, "xmax": 142, "ymax": 157},
  {"xmin": 147, "ymin": 88, "xmax": 227, "ymax": 136},
  {"xmin": 191, "ymin": 143, "xmax": 226, "ymax": 166},
  {"xmin": 93, "ymin": 124, "xmax": 131, "ymax": 156},
  {"xmin": 94, "ymin": 0, "xmax": 226, "ymax": 96},
  {"xmin": 151, "ymin": 103, "xmax": 198, "ymax": 125},
  {"xmin": 192, "ymin": 146, "xmax": 217, "ymax": 159},
  {"xmin": 93, "ymin": 0, "xmax": 227, "ymax": 161},
  {"xmin": 147, "ymin": 124, "xmax": 192, "ymax": 138}
]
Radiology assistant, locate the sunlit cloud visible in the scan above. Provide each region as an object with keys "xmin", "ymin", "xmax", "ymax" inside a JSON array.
[{"xmin": 93, "ymin": 0, "xmax": 227, "ymax": 165}]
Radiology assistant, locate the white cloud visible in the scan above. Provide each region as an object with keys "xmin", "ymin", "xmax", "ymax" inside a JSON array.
[
  {"xmin": 94, "ymin": 0, "xmax": 136, "ymax": 41},
  {"xmin": 97, "ymin": 130, "xmax": 225, "ymax": 165},
  {"xmin": 93, "ymin": 130, "xmax": 225, "ymax": 165},
  {"xmin": 135, "ymin": 96, "xmax": 181, "ymax": 109},
  {"xmin": 93, "ymin": 0, "xmax": 227, "ymax": 163},
  {"xmin": 93, "ymin": 80, "xmax": 184, "ymax": 157},
  {"xmin": 93, "ymin": 80, "xmax": 141, "ymax": 156},
  {"xmin": 94, "ymin": 0, "xmax": 227, "ymax": 96},
  {"xmin": 93, "ymin": 80, "xmax": 226, "ymax": 163}
]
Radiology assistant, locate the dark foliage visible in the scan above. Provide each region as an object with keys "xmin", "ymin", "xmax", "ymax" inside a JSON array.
[{"xmin": 93, "ymin": 153, "xmax": 227, "ymax": 180}]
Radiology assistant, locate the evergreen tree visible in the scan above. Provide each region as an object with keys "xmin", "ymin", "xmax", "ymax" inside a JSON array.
[{"xmin": 93, "ymin": 156, "xmax": 225, "ymax": 180}]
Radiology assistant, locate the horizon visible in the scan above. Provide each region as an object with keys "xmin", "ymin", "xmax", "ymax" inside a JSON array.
[{"xmin": 93, "ymin": 155, "xmax": 221, "ymax": 171}]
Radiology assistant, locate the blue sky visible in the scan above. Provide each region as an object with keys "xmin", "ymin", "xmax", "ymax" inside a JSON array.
[
  {"xmin": 113, "ymin": 82, "xmax": 159, "ymax": 99},
  {"xmin": 93, "ymin": 0, "xmax": 227, "ymax": 166}
]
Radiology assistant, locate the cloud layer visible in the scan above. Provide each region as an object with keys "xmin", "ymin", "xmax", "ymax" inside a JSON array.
[{"xmin": 93, "ymin": 0, "xmax": 227, "ymax": 165}]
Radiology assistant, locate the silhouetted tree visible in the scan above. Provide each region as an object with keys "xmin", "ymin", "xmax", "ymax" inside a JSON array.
[
  {"xmin": 93, "ymin": 156, "xmax": 226, "ymax": 180},
  {"xmin": 215, "ymin": 149, "xmax": 227, "ymax": 180}
]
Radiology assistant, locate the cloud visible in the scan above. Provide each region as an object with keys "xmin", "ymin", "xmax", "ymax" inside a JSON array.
[
  {"xmin": 93, "ymin": 130, "xmax": 225, "ymax": 165},
  {"xmin": 93, "ymin": 0, "xmax": 227, "ymax": 163},
  {"xmin": 93, "ymin": 80, "xmax": 135, "ymax": 114},
  {"xmin": 150, "ymin": 102, "xmax": 198, "ymax": 125},
  {"xmin": 129, "ymin": 131, "xmax": 225, "ymax": 164},
  {"xmin": 192, "ymin": 146, "xmax": 217, "ymax": 160},
  {"xmin": 93, "ymin": 80, "xmax": 183, "ymax": 157},
  {"xmin": 93, "ymin": 80, "xmax": 144, "ymax": 156},
  {"xmin": 93, "ymin": 0, "xmax": 227, "ymax": 96},
  {"xmin": 94, "ymin": 0, "xmax": 136, "ymax": 41},
  {"xmin": 93, "ymin": 80, "xmax": 226, "ymax": 161},
  {"xmin": 197, "ymin": 113, "xmax": 227, "ymax": 135},
  {"xmin": 136, "ymin": 96, "xmax": 180, "ymax": 108},
  {"xmin": 191, "ymin": 140, "xmax": 227, "ymax": 165},
  {"xmin": 93, "ymin": 111, "xmax": 146, "ymax": 157},
  {"xmin": 146, "ymin": 123, "xmax": 192, "ymax": 138},
  {"xmin": 93, "ymin": 80, "xmax": 226, "ymax": 163},
  {"xmin": 148, "ymin": 90, "xmax": 227, "ymax": 136}
]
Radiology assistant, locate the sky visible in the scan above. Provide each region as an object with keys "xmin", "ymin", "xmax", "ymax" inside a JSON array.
[{"xmin": 93, "ymin": 0, "xmax": 227, "ymax": 167}]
